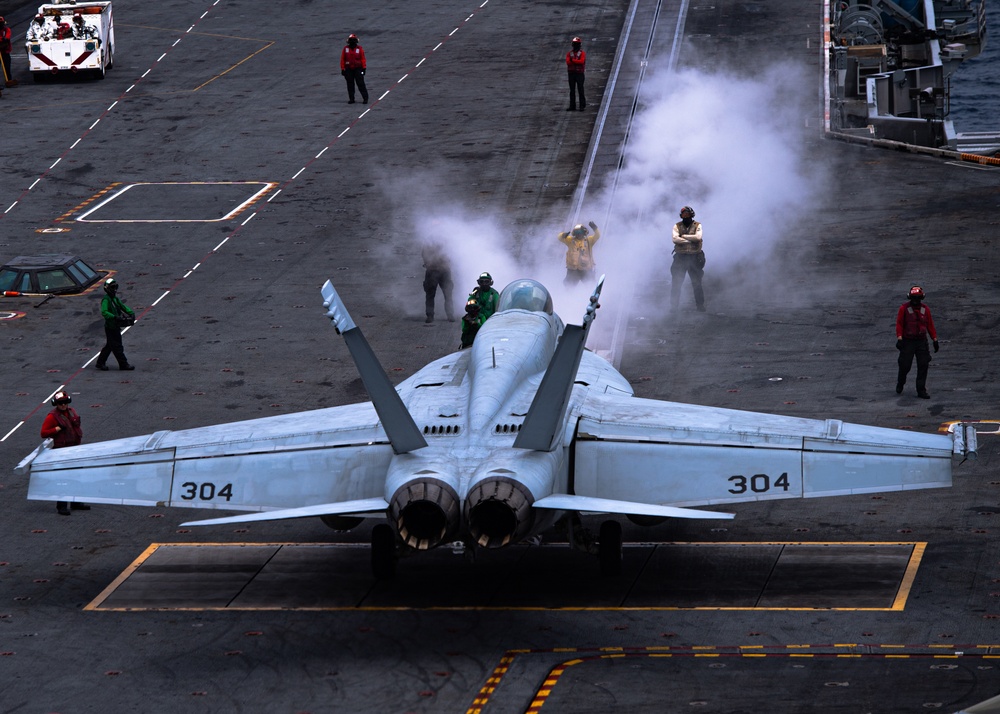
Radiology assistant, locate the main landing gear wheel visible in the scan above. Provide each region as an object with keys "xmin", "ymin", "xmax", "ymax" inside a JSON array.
[
  {"xmin": 598, "ymin": 519, "xmax": 623, "ymax": 576},
  {"xmin": 371, "ymin": 523, "xmax": 397, "ymax": 579}
]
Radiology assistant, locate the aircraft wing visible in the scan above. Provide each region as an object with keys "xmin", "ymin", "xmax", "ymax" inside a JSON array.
[
  {"xmin": 571, "ymin": 393, "xmax": 958, "ymax": 509},
  {"xmin": 17, "ymin": 402, "xmax": 393, "ymax": 512}
]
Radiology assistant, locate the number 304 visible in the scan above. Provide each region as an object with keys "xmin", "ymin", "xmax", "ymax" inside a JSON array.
[
  {"xmin": 179, "ymin": 481, "xmax": 234, "ymax": 501},
  {"xmin": 728, "ymin": 473, "xmax": 790, "ymax": 494}
]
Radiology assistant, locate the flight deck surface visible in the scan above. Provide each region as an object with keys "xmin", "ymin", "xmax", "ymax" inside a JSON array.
[
  {"xmin": 1, "ymin": 0, "xmax": 999, "ymax": 712},
  {"xmin": 89, "ymin": 541, "xmax": 923, "ymax": 611}
]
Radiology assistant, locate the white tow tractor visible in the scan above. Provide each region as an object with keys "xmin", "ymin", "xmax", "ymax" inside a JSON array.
[{"xmin": 25, "ymin": 1, "xmax": 115, "ymax": 80}]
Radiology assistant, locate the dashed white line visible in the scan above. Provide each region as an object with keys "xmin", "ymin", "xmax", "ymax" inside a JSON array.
[
  {"xmin": 416, "ymin": 58, "xmax": 426, "ymax": 67},
  {"xmin": 316, "ymin": 147, "xmax": 328, "ymax": 158},
  {"xmin": 213, "ymin": 236, "xmax": 231, "ymax": 252},
  {"xmin": 142, "ymin": 69, "xmax": 151, "ymax": 77},
  {"xmin": 266, "ymin": 189, "xmax": 281, "ymax": 202},
  {"xmin": 359, "ymin": 109, "xmax": 371, "ymax": 118},
  {"xmin": 4, "ymin": 202, "xmax": 17, "ymax": 213},
  {"xmin": 1, "ymin": 422, "xmax": 25, "ymax": 442},
  {"xmin": 172, "ymin": 38, "xmax": 181, "ymax": 46},
  {"xmin": 151, "ymin": 291, "xmax": 170, "ymax": 307},
  {"xmin": 433, "ymin": 43, "xmax": 443, "ymax": 51},
  {"xmin": 49, "ymin": 158, "xmax": 61, "ymax": 169},
  {"xmin": 157, "ymin": 53, "xmax": 167, "ymax": 62},
  {"xmin": 338, "ymin": 127, "xmax": 350, "ymax": 138},
  {"xmin": 449, "ymin": 28, "xmax": 459, "ymax": 36},
  {"xmin": 126, "ymin": 84, "xmax": 135, "ymax": 92},
  {"xmin": 240, "ymin": 211, "xmax": 256, "ymax": 226},
  {"xmin": 187, "ymin": 26, "xmax": 195, "ymax": 33},
  {"xmin": 88, "ymin": 119, "xmax": 100, "ymax": 130},
  {"xmin": 29, "ymin": 179, "xmax": 41, "ymax": 190},
  {"xmin": 192, "ymin": 262, "xmax": 201, "ymax": 270},
  {"xmin": 378, "ymin": 90, "xmax": 390, "ymax": 101},
  {"xmin": 292, "ymin": 167, "xmax": 306, "ymax": 180},
  {"xmin": 398, "ymin": 73, "xmax": 409, "ymax": 83},
  {"xmin": 70, "ymin": 139, "xmax": 81, "ymax": 149},
  {"xmin": 107, "ymin": 101, "xmax": 118, "ymax": 111}
]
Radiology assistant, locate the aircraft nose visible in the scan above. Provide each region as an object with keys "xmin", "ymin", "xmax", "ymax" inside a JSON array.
[{"xmin": 388, "ymin": 478, "xmax": 460, "ymax": 550}]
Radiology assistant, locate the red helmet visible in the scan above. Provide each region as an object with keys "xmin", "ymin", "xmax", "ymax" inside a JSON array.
[
  {"xmin": 908, "ymin": 285, "xmax": 925, "ymax": 299},
  {"xmin": 51, "ymin": 391, "xmax": 72, "ymax": 406},
  {"xmin": 348, "ymin": 34, "xmax": 358, "ymax": 41},
  {"xmin": 572, "ymin": 36, "xmax": 582, "ymax": 44}
]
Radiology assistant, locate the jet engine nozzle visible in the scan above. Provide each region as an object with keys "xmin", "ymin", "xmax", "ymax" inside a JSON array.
[
  {"xmin": 466, "ymin": 477, "xmax": 535, "ymax": 548},
  {"xmin": 388, "ymin": 478, "xmax": 460, "ymax": 550}
]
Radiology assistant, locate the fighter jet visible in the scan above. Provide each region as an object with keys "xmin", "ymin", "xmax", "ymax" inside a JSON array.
[{"xmin": 16, "ymin": 277, "xmax": 977, "ymax": 577}]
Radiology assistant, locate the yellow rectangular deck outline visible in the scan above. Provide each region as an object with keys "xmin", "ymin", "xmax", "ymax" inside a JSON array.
[
  {"xmin": 86, "ymin": 541, "xmax": 926, "ymax": 612},
  {"xmin": 75, "ymin": 181, "xmax": 278, "ymax": 223}
]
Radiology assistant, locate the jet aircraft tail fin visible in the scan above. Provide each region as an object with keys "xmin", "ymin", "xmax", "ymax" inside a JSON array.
[
  {"xmin": 514, "ymin": 275, "xmax": 605, "ymax": 452},
  {"xmin": 321, "ymin": 280, "xmax": 427, "ymax": 455}
]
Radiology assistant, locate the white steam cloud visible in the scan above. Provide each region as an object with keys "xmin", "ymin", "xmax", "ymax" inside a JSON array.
[{"xmin": 389, "ymin": 60, "xmax": 826, "ymax": 326}]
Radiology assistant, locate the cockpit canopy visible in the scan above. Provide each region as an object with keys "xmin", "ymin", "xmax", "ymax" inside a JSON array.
[{"xmin": 497, "ymin": 279, "xmax": 553, "ymax": 315}]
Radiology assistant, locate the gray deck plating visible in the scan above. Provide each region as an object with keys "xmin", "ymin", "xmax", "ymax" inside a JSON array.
[{"xmin": 89, "ymin": 542, "xmax": 920, "ymax": 611}]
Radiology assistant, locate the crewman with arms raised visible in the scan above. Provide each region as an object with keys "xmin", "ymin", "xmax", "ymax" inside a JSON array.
[{"xmin": 558, "ymin": 221, "xmax": 600, "ymax": 285}]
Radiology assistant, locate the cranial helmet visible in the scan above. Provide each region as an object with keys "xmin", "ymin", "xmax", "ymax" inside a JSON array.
[
  {"xmin": 104, "ymin": 277, "xmax": 118, "ymax": 293},
  {"xmin": 34, "ymin": 14, "xmax": 44, "ymax": 22},
  {"xmin": 348, "ymin": 34, "xmax": 358, "ymax": 43},
  {"xmin": 572, "ymin": 36, "xmax": 582, "ymax": 44},
  {"xmin": 73, "ymin": 13, "xmax": 84, "ymax": 23},
  {"xmin": 466, "ymin": 298, "xmax": 479, "ymax": 311},
  {"xmin": 478, "ymin": 272, "xmax": 493, "ymax": 286},
  {"xmin": 680, "ymin": 206, "xmax": 695, "ymax": 219},
  {"xmin": 908, "ymin": 285, "xmax": 925, "ymax": 299},
  {"xmin": 51, "ymin": 391, "xmax": 71, "ymax": 406},
  {"xmin": 571, "ymin": 223, "xmax": 588, "ymax": 238}
]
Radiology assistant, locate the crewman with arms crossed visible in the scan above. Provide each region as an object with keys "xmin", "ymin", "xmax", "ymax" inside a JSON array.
[
  {"xmin": 895, "ymin": 285, "xmax": 939, "ymax": 399},
  {"xmin": 670, "ymin": 205, "xmax": 706, "ymax": 312},
  {"xmin": 565, "ymin": 36, "xmax": 586, "ymax": 110}
]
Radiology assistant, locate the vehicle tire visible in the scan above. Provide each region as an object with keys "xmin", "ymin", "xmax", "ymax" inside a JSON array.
[
  {"xmin": 371, "ymin": 523, "xmax": 397, "ymax": 580},
  {"xmin": 598, "ymin": 519, "xmax": 623, "ymax": 577}
]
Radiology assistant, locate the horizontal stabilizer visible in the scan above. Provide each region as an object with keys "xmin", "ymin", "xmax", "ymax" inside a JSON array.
[
  {"xmin": 533, "ymin": 493, "xmax": 734, "ymax": 520},
  {"xmin": 181, "ymin": 497, "xmax": 390, "ymax": 527}
]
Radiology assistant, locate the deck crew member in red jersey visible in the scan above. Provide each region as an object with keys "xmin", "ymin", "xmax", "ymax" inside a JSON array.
[
  {"xmin": 565, "ymin": 36, "xmax": 586, "ymax": 111},
  {"xmin": 340, "ymin": 33, "xmax": 368, "ymax": 104},
  {"xmin": 40, "ymin": 391, "xmax": 89, "ymax": 516},
  {"xmin": 895, "ymin": 285, "xmax": 939, "ymax": 399}
]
